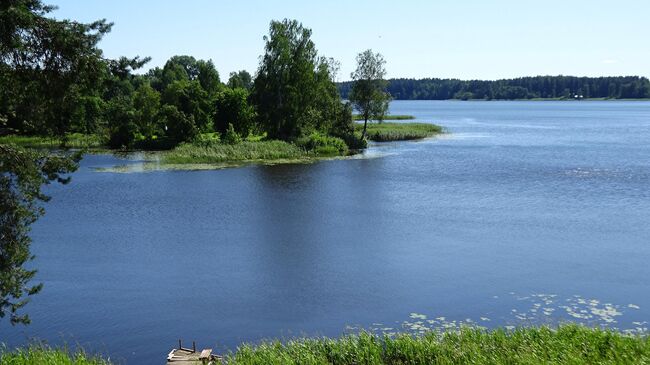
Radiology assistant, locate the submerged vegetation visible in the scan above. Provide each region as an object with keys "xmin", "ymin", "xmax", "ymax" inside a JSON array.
[
  {"xmin": 2, "ymin": 325, "xmax": 648, "ymax": 364},
  {"xmin": 357, "ymin": 122, "xmax": 443, "ymax": 142}
]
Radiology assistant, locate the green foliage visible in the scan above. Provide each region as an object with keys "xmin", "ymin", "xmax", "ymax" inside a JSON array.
[
  {"xmin": 133, "ymin": 83, "xmax": 161, "ymax": 138},
  {"xmin": 214, "ymin": 88, "xmax": 255, "ymax": 136},
  {"xmin": 161, "ymin": 80, "xmax": 212, "ymax": 131},
  {"xmin": 223, "ymin": 123, "xmax": 242, "ymax": 145},
  {"xmin": 105, "ymin": 96, "xmax": 137, "ymax": 148},
  {"xmin": 228, "ymin": 70, "xmax": 253, "ymax": 90},
  {"xmin": 226, "ymin": 325, "xmax": 650, "ymax": 365},
  {"xmin": 296, "ymin": 133, "xmax": 348, "ymax": 156},
  {"xmin": 0, "ymin": 134, "xmax": 104, "ymax": 149},
  {"xmin": 0, "ymin": 0, "xmax": 113, "ymax": 136},
  {"xmin": 339, "ymin": 76, "xmax": 650, "ymax": 100},
  {"xmin": 0, "ymin": 345, "xmax": 110, "ymax": 364},
  {"xmin": 164, "ymin": 140, "xmax": 308, "ymax": 164},
  {"xmin": 355, "ymin": 122, "xmax": 442, "ymax": 142},
  {"xmin": 0, "ymin": 145, "xmax": 80, "ymax": 325},
  {"xmin": 353, "ymin": 114, "xmax": 415, "ymax": 121},
  {"xmin": 161, "ymin": 105, "xmax": 198, "ymax": 144},
  {"xmin": 251, "ymin": 19, "xmax": 349, "ymax": 141},
  {"xmin": 349, "ymin": 49, "xmax": 391, "ymax": 139}
]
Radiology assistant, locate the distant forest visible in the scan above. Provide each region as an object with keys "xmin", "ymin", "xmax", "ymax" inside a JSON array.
[{"xmin": 338, "ymin": 76, "xmax": 650, "ymax": 100}]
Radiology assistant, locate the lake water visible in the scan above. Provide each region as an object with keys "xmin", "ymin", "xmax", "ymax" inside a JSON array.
[{"xmin": 2, "ymin": 101, "xmax": 650, "ymax": 363}]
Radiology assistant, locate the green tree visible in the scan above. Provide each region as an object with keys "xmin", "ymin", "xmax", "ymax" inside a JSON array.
[
  {"xmin": 0, "ymin": 0, "xmax": 112, "ymax": 137},
  {"xmin": 161, "ymin": 80, "xmax": 211, "ymax": 131},
  {"xmin": 196, "ymin": 60, "xmax": 221, "ymax": 96},
  {"xmin": 214, "ymin": 88, "xmax": 255, "ymax": 137},
  {"xmin": 227, "ymin": 70, "xmax": 253, "ymax": 90},
  {"xmin": 251, "ymin": 19, "xmax": 325, "ymax": 140},
  {"xmin": 0, "ymin": 144, "xmax": 80, "ymax": 324},
  {"xmin": 161, "ymin": 104, "xmax": 198, "ymax": 143},
  {"xmin": 349, "ymin": 50, "xmax": 390, "ymax": 140},
  {"xmin": 106, "ymin": 96, "xmax": 137, "ymax": 148},
  {"xmin": 133, "ymin": 83, "xmax": 161, "ymax": 139}
]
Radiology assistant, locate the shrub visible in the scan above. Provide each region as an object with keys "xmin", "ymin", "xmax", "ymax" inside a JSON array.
[
  {"xmin": 223, "ymin": 123, "xmax": 242, "ymax": 145},
  {"xmin": 296, "ymin": 133, "xmax": 348, "ymax": 156}
]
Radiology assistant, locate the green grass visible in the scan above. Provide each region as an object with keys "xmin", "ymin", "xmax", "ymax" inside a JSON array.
[
  {"xmin": 0, "ymin": 133, "xmax": 105, "ymax": 149},
  {"xmin": 353, "ymin": 114, "xmax": 416, "ymax": 121},
  {"xmin": 163, "ymin": 140, "xmax": 312, "ymax": 164},
  {"xmin": 356, "ymin": 122, "xmax": 443, "ymax": 142},
  {"xmin": 2, "ymin": 325, "xmax": 648, "ymax": 364},
  {"xmin": 226, "ymin": 325, "xmax": 649, "ymax": 365},
  {"xmin": 0, "ymin": 345, "xmax": 110, "ymax": 365}
]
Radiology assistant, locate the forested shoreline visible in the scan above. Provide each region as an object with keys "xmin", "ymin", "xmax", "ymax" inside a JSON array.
[{"xmin": 338, "ymin": 76, "xmax": 650, "ymax": 100}]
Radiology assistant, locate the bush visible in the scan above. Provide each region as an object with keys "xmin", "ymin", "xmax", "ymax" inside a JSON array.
[
  {"xmin": 223, "ymin": 123, "xmax": 242, "ymax": 145},
  {"xmin": 296, "ymin": 133, "xmax": 348, "ymax": 156}
]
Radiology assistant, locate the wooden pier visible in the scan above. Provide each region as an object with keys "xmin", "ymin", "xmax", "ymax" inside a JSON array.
[{"xmin": 166, "ymin": 340, "xmax": 221, "ymax": 365}]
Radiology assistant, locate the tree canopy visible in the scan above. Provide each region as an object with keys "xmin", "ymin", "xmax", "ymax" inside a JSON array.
[
  {"xmin": 339, "ymin": 76, "xmax": 650, "ymax": 100},
  {"xmin": 250, "ymin": 19, "xmax": 352, "ymax": 141},
  {"xmin": 349, "ymin": 49, "xmax": 391, "ymax": 140}
]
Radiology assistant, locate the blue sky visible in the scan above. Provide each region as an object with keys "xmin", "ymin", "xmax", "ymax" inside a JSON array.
[{"xmin": 52, "ymin": 0, "xmax": 649, "ymax": 81}]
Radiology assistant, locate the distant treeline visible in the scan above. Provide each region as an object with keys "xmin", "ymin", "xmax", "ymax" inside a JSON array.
[{"xmin": 338, "ymin": 76, "xmax": 650, "ymax": 100}]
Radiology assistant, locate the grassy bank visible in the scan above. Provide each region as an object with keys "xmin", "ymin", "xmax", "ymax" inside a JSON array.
[
  {"xmin": 163, "ymin": 140, "xmax": 312, "ymax": 164},
  {"xmin": 3, "ymin": 325, "xmax": 648, "ymax": 364},
  {"xmin": 0, "ymin": 133, "xmax": 105, "ymax": 149},
  {"xmin": 227, "ymin": 325, "xmax": 649, "ymax": 364},
  {"xmin": 356, "ymin": 122, "xmax": 443, "ymax": 142},
  {"xmin": 0, "ymin": 346, "xmax": 110, "ymax": 365},
  {"xmin": 353, "ymin": 114, "xmax": 416, "ymax": 121},
  {"xmin": 1, "ymin": 123, "xmax": 443, "ymax": 166}
]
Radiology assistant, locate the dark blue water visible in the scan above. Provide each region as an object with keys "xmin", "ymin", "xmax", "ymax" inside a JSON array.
[{"xmin": 2, "ymin": 101, "xmax": 649, "ymax": 363}]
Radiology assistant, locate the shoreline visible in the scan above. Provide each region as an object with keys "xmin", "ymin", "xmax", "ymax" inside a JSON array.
[{"xmin": 0, "ymin": 123, "xmax": 444, "ymax": 170}]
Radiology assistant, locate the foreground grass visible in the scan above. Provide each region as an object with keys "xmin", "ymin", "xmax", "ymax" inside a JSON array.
[
  {"xmin": 227, "ymin": 325, "xmax": 649, "ymax": 365},
  {"xmin": 353, "ymin": 114, "xmax": 416, "ymax": 121},
  {"xmin": 2, "ymin": 325, "xmax": 648, "ymax": 364},
  {"xmin": 0, "ymin": 346, "xmax": 110, "ymax": 365},
  {"xmin": 163, "ymin": 140, "xmax": 312, "ymax": 164},
  {"xmin": 0, "ymin": 133, "xmax": 105, "ymax": 149},
  {"xmin": 356, "ymin": 122, "xmax": 443, "ymax": 142}
]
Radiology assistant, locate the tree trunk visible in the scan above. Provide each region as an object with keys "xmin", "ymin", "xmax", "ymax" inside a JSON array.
[{"xmin": 361, "ymin": 115, "xmax": 369, "ymax": 140}]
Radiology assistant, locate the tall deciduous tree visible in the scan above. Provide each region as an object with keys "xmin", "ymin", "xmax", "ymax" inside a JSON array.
[
  {"xmin": 251, "ymin": 19, "xmax": 337, "ymax": 141},
  {"xmin": 349, "ymin": 50, "xmax": 391, "ymax": 140}
]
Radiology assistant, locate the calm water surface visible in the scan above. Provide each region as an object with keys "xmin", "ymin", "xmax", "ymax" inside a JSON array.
[{"xmin": 2, "ymin": 101, "xmax": 650, "ymax": 363}]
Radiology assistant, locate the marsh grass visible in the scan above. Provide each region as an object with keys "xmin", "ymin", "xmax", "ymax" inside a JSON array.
[
  {"xmin": 0, "ymin": 133, "xmax": 105, "ymax": 149},
  {"xmin": 353, "ymin": 115, "xmax": 416, "ymax": 121},
  {"xmin": 356, "ymin": 122, "xmax": 443, "ymax": 142},
  {"xmin": 0, "ymin": 345, "xmax": 111, "ymax": 365},
  {"xmin": 227, "ymin": 325, "xmax": 650, "ymax": 365},
  {"xmin": 1, "ymin": 326, "xmax": 648, "ymax": 364},
  {"xmin": 163, "ymin": 140, "xmax": 312, "ymax": 164}
]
